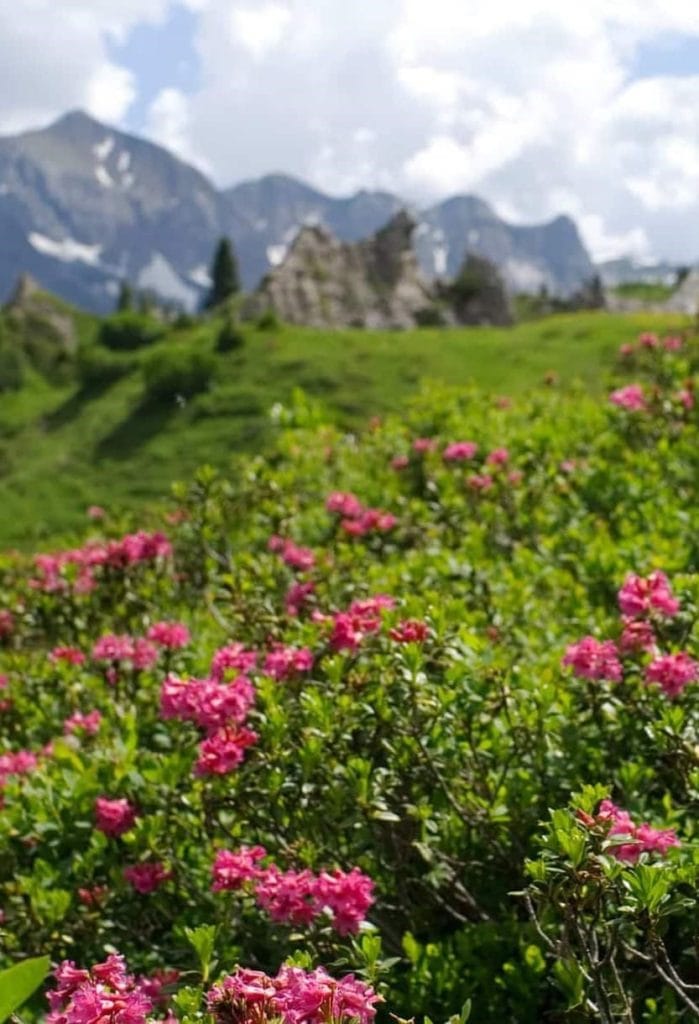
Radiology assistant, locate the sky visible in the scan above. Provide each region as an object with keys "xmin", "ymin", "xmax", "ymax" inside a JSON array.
[{"xmin": 2, "ymin": 1, "xmax": 699, "ymax": 264}]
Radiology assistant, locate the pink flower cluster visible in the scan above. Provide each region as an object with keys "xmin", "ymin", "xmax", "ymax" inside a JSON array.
[
  {"xmin": 47, "ymin": 954, "xmax": 154, "ymax": 1024},
  {"xmin": 443, "ymin": 441, "xmax": 478, "ymax": 462},
  {"xmin": 30, "ymin": 531, "xmax": 172, "ymax": 592},
  {"xmin": 0, "ymin": 749, "xmax": 38, "ymax": 797},
  {"xmin": 212, "ymin": 847, "xmax": 374, "ymax": 935},
  {"xmin": 92, "ymin": 634, "xmax": 159, "ymax": 673},
  {"xmin": 123, "ymin": 861, "xmax": 172, "ymax": 894},
  {"xmin": 207, "ymin": 965, "xmax": 381, "ymax": 1024},
  {"xmin": 160, "ymin": 668, "xmax": 257, "ymax": 776},
  {"xmin": 263, "ymin": 644, "xmax": 314, "ymax": 681},
  {"xmin": 618, "ymin": 570, "xmax": 679, "ymax": 618},
  {"xmin": 285, "ymin": 580, "xmax": 316, "ymax": 617},
  {"xmin": 146, "ymin": 621, "xmax": 190, "ymax": 649},
  {"xmin": 389, "ymin": 619, "xmax": 430, "ymax": 644},
  {"xmin": 619, "ymin": 333, "xmax": 683, "ymax": 357},
  {"xmin": 564, "ymin": 571, "xmax": 697, "ymax": 699},
  {"xmin": 596, "ymin": 799, "xmax": 679, "ymax": 862},
  {"xmin": 609, "ymin": 384, "xmax": 646, "ymax": 412},
  {"xmin": 562, "ymin": 637, "xmax": 622, "ymax": 683},
  {"xmin": 50, "ymin": 646, "xmax": 86, "ymax": 666},
  {"xmin": 211, "ymin": 642, "xmax": 258, "ymax": 679},
  {"xmin": 269, "ymin": 535, "xmax": 316, "ymax": 571},
  {"xmin": 0, "ymin": 610, "xmax": 14, "ymax": 638},
  {"xmin": 313, "ymin": 594, "xmax": 396, "ymax": 653},
  {"xmin": 94, "ymin": 797, "xmax": 138, "ymax": 838},
  {"xmin": 326, "ymin": 491, "xmax": 397, "ymax": 537},
  {"xmin": 64, "ymin": 710, "xmax": 102, "ymax": 736}
]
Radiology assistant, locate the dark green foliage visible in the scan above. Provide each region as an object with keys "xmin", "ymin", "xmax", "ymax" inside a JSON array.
[
  {"xmin": 204, "ymin": 237, "xmax": 240, "ymax": 310},
  {"xmin": 256, "ymin": 308, "xmax": 280, "ymax": 331},
  {"xmin": 98, "ymin": 312, "xmax": 165, "ymax": 351},
  {"xmin": 215, "ymin": 319, "xmax": 245, "ymax": 353},
  {"xmin": 142, "ymin": 347, "xmax": 216, "ymax": 402},
  {"xmin": 116, "ymin": 281, "xmax": 134, "ymax": 313},
  {"xmin": 76, "ymin": 345, "xmax": 134, "ymax": 387},
  {"xmin": 0, "ymin": 320, "xmax": 24, "ymax": 392},
  {"xmin": 414, "ymin": 304, "xmax": 448, "ymax": 328}
]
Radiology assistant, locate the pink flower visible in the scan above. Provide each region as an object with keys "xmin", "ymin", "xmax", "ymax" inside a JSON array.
[
  {"xmin": 389, "ymin": 619, "xmax": 429, "ymax": 644},
  {"xmin": 412, "ymin": 437, "xmax": 436, "ymax": 453},
  {"xmin": 212, "ymin": 846, "xmax": 268, "ymax": 891},
  {"xmin": 676, "ymin": 388, "xmax": 694, "ymax": 410},
  {"xmin": 663, "ymin": 334, "xmax": 683, "ymax": 351},
  {"xmin": 64, "ymin": 710, "xmax": 102, "ymax": 736},
  {"xmin": 50, "ymin": 646, "xmax": 86, "ymax": 666},
  {"xmin": 0, "ymin": 610, "xmax": 14, "ymax": 638},
  {"xmin": 147, "ymin": 621, "xmax": 190, "ymax": 649},
  {"xmin": 93, "ymin": 634, "xmax": 134, "ymax": 663},
  {"xmin": 123, "ymin": 862, "xmax": 172, "ymax": 894},
  {"xmin": 255, "ymin": 867, "xmax": 320, "ymax": 926},
  {"xmin": 160, "ymin": 673, "xmax": 255, "ymax": 732},
  {"xmin": 391, "ymin": 455, "xmax": 409, "ymax": 470},
  {"xmin": 195, "ymin": 726, "xmax": 257, "ymax": 775},
  {"xmin": 131, "ymin": 638, "xmax": 159, "ymax": 671},
  {"xmin": 87, "ymin": 505, "xmax": 106, "ymax": 520},
  {"xmin": 618, "ymin": 617, "xmax": 656, "ymax": 655},
  {"xmin": 645, "ymin": 652, "xmax": 699, "ymax": 698},
  {"xmin": 619, "ymin": 343, "xmax": 635, "ymax": 357},
  {"xmin": 326, "ymin": 492, "xmax": 364, "ymax": 517},
  {"xmin": 618, "ymin": 571, "xmax": 679, "ymax": 618},
  {"xmin": 313, "ymin": 867, "xmax": 375, "ymax": 936},
  {"xmin": 271, "ymin": 539, "xmax": 316, "ymax": 572},
  {"xmin": 596, "ymin": 799, "xmax": 679, "ymax": 862},
  {"xmin": 486, "ymin": 447, "xmax": 509, "ymax": 466},
  {"xmin": 94, "ymin": 797, "xmax": 137, "ymax": 838},
  {"xmin": 507, "ymin": 470, "xmax": 524, "ymax": 486},
  {"xmin": 263, "ymin": 645, "xmax": 314, "ymax": 681},
  {"xmin": 638, "ymin": 332, "xmax": 659, "ymax": 349},
  {"xmin": 77, "ymin": 885, "xmax": 108, "ymax": 907},
  {"xmin": 562, "ymin": 637, "xmax": 622, "ymax": 683},
  {"xmin": 211, "ymin": 643, "xmax": 258, "ymax": 680},
  {"xmin": 48, "ymin": 954, "xmax": 153, "ymax": 1024},
  {"xmin": 285, "ymin": 581, "xmax": 316, "ymax": 617},
  {"xmin": 467, "ymin": 473, "xmax": 494, "ymax": 491},
  {"xmin": 443, "ymin": 441, "xmax": 478, "ymax": 462},
  {"xmin": 609, "ymin": 384, "xmax": 646, "ymax": 411}
]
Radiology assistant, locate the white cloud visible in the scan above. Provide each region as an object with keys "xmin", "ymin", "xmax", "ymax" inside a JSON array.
[{"xmin": 229, "ymin": 3, "xmax": 292, "ymax": 60}]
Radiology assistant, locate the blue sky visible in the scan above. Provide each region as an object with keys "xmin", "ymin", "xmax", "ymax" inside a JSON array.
[{"xmin": 3, "ymin": 1, "xmax": 699, "ymax": 263}]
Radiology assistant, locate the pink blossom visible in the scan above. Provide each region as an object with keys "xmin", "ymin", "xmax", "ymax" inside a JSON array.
[
  {"xmin": 486, "ymin": 447, "xmax": 509, "ymax": 466},
  {"xmin": 507, "ymin": 470, "xmax": 524, "ymax": 486},
  {"xmin": 131, "ymin": 638, "xmax": 159, "ymax": 671},
  {"xmin": 272, "ymin": 539, "xmax": 316, "ymax": 571},
  {"xmin": 609, "ymin": 384, "xmax": 646, "ymax": 411},
  {"xmin": 285, "ymin": 580, "xmax": 316, "ymax": 617},
  {"xmin": 87, "ymin": 505, "xmax": 106, "ymax": 520},
  {"xmin": 77, "ymin": 885, "xmax": 108, "ymax": 907},
  {"xmin": 619, "ymin": 343, "xmax": 635, "ymax": 357},
  {"xmin": 389, "ymin": 619, "xmax": 429, "ymax": 644},
  {"xmin": 562, "ymin": 637, "xmax": 622, "ymax": 682},
  {"xmin": 0, "ymin": 610, "xmax": 14, "ymax": 638},
  {"xmin": 160, "ymin": 673, "xmax": 255, "ymax": 732},
  {"xmin": 255, "ymin": 867, "xmax": 320, "ymax": 926},
  {"xmin": 596, "ymin": 799, "xmax": 679, "ymax": 862},
  {"xmin": 619, "ymin": 617, "xmax": 656, "ymax": 655},
  {"xmin": 676, "ymin": 388, "xmax": 694, "ymax": 410},
  {"xmin": 638, "ymin": 331, "xmax": 659, "ymax": 348},
  {"xmin": 50, "ymin": 646, "xmax": 86, "ymax": 666},
  {"xmin": 48, "ymin": 954, "xmax": 153, "ymax": 1024},
  {"xmin": 391, "ymin": 455, "xmax": 409, "ymax": 470},
  {"xmin": 618, "ymin": 570, "xmax": 679, "ymax": 618},
  {"xmin": 94, "ymin": 797, "xmax": 137, "ymax": 838},
  {"xmin": 211, "ymin": 643, "xmax": 258, "ymax": 679},
  {"xmin": 313, "ymin": 867, "xmax": 375, "ymax": 936},
  {"xmin": 663, "ymin": 334, "xmax": 683, "ymax": 351},
  {"xmin": 326, "ymin": 492, "xmax": 364, "ymax": 517},
  {"xmin": 263, "ymin": 645, "xmax": 314, "ymax": 681},
  {"xmin": 123, "ymin": 862, "xmax": 172, "ymax": 894},
  {"xmin": 64, "ymin": 710, "xmax": 102, "ymax": 736},
  {"xmin": 645, "ymin": 652, "xmax": 699, "ymax": 698},
  {"xmin": 212, "ymin": 846, "xmax": 268, "ymax": 891},
  {"xmin": 195, "ymin": 726, "xmax": 257, "ymax": 775},
  {"xmin": 467, "ymin": 473, "xmax": 494, "ymax": 491},
  {"xmin": 443, "ymin": 441, "xmax": 478, "ymax": 462},
  {"xmin": 412, "ymin": 437, "xmax": 436, "ymax": 453},
  {"xmin": 147, "ymin": 621, "xmax": 190, "ymax": 649}
]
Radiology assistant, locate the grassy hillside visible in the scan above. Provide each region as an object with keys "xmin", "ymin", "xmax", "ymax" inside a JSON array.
[{"xmin": 0, "ymin": 300, "xmax": 688, "ymax": 548}]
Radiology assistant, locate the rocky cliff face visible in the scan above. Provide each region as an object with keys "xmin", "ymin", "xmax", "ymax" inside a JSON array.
[
  {"xmin": 247, "ymin": 212, "xmax": 435, "ymax": 329},
  {"xmin": 247, "ymin": 212, "xmax": 513, "ymax": 329}
]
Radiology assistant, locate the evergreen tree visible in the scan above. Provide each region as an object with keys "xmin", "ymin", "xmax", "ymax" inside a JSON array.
[
  {"xmin": 116, "ymin": 280, "xmax": 133, "ymax": 313},
  {"xmin": 204, "ymin": 237, "xmax": 240, "ymax": 310}
]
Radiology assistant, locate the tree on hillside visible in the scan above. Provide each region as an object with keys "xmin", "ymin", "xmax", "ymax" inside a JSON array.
[
  {"xmin": 204, "ymin": 237, "xmax": 240, "ymax": 310},
  {"xmin": 116, "ymin": 280, "xmax": 133, "ymax": 313}
]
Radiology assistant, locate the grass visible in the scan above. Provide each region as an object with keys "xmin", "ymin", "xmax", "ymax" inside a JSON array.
[
  {"xmin": 0, "ymin": 305, "xmax": 688, "ymax": 549},
  {"xmin": 612, "ymin": 281, "xmax": 676, "ymax": 302}
]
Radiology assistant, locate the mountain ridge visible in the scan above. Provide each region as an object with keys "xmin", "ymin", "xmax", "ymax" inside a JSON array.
[{"xmin": 0, "ymin": 110, "xmax": 594, "ymax": 312}]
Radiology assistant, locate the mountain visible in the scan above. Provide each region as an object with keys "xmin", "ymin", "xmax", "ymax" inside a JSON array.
[{"xmin": 0, "ymin": 111, "xmax": 594, "ymax": 313}]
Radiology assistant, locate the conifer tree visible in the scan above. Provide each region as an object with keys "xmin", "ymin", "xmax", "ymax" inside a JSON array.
[
  {"xmin": 204, "ymin": 237, "xmax": 240, "ymax": 309},
  {"xmin": 116, "ymin": 280, "xmax": 133, "ymax": 312}
]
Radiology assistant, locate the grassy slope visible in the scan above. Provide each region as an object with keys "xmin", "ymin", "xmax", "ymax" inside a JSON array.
[{"xmin": 0, "ymin": 309, "xmax": 686, "ymax": 548}]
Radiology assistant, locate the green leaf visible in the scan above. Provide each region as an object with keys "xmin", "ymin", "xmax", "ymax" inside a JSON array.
[
  {"xmin": 0, "ymin": 955, "xmax": 51, "ymax": 1024},
  {"xmin": 183, "ymin": 925, "xmax": 217, "ymax": 981}
]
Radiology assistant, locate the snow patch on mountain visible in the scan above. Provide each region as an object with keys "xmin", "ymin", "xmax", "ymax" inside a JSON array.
[
  {"xmin": 188, "ymin": 264, "xmax": 211, "ymax": 288},
  {"xmin": 93, "ymin": 136, "xmax": 114, "ymax": 162},
  {"xmin": 95, "ymin": 165, "xmax": 114, "ymax": 188},
  {"xmin": 503, "ymin": 259, "xmax": 549, "ymax": 292},
  {"xmin": 138, "ymin": 252, "xmax": 198, "ymax": 310},
  {"xmin": 267, "ymin": 244, "xmax": 288, "ymax": 266},
  {"xmin": 28, "ymin": 232, "xmax": 102, "ymax": 266}
]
